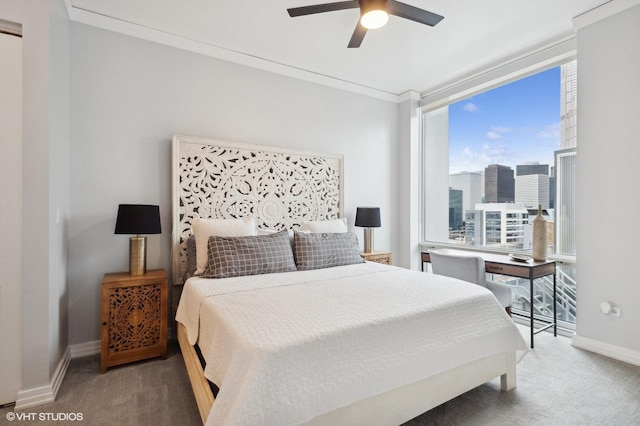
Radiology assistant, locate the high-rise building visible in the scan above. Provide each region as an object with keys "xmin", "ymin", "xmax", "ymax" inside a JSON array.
[
  {"xmin": 449, "ymin": 171, "xmax": 482, "ymax": 215},
  {"xmin": 464, "ymin": 203, "xmax": 529, "ymax": 248},
  {"xmin": 484, "ymin": 164, "xmax": 514, "ymax": 203},
  {"xmin": 464, "ymin": 210, "xmax": 483, "ymax": 246},
  {"xmin": 516, "ymin": 162, "xmax": 549, "ymax": 176},
  {"xmin": 448, "ymin": 188, "xmax": 463, "ymax": 230},
  {"xmin": 560, "ymin": 61, "xmax": 577, "ymax": 149},
  {"xmin": 515, "ymin": 174, "xmax": 550, "ymax": 209}
]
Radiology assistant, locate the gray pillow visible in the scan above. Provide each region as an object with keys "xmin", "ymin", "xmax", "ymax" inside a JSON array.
[
  {"xmin": 293, "ymin": 231, "xmax": 364, "ymax": 271},
  {"xmin": 185, "ymin": 234, "xmax": 197, "ymax": 280},
  {"xmin": 201, "ymin": 230, "xmax": 296, "ymax": 278}
]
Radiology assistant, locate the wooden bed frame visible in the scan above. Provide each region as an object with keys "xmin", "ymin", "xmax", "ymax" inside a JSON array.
[
  {"xmin": 177, "ymin": 323, "xmax": 516, "ymax": 425},
  {"xmin": 172, "ymin": 135, "xmax": 518, "ymax": 424},
  {"xmin": 177, "ymin": 323, "xmax": 214, "ymax": 423}
]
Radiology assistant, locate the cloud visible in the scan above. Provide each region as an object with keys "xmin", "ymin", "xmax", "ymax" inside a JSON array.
[
  {"xmin": 491, "ymin": 126, "xmax": 513, "ymax": 134},
  {"xmin": 485, "ymin": 125, "xmax": 513, "ymax": 141},
  {"xmin": 537, "ymin": 122, "xmax": 560, "ymax": 139},
  {"xmin": 463, "ymin": 102, "xmax": 479, "ymax": 112},
  {"xmin": 450, "ymin": 144, "xmax": 513, "ymax": 173},
  {"xmin": 486, "ymin": 131, "xmax": 503, "ymax": 140},
  {"xmin": 483, "ymin": 143, "xmax": 509, "ymax": 159}
]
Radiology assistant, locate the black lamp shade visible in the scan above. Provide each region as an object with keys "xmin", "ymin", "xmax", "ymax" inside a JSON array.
[
  {"xmin": 355, "ymin": 207, "xmax": 381, "ymax": 228},
  {"xmin": 114, "ymin": 204, "xmax": 161, "ymax": 235}
]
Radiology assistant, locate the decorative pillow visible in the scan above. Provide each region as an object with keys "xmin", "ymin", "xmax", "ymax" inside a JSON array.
[
  {"xmin": 257, "ymin": 228, "xmax": 295, "ymax": 238},
  {"xmin": 184, "ymin": 234, "xmax": 197, "ymax": 280},
  {"xmin": 258, "ymin": 227, "xmax": 296, "ymax": 247},
  {"xmin": 201, "ymin": 230, "xmax": 296, "ymax": 279},
  {"xmin": 300, "ymin": 217, "xmax": 348, "ymax": 233},
  {"xmin": 192, "ymin": 216, "xmax": 256, "ymax": 275},
  {"xmin": 293, "ymin": 231, "xmax": 364, "ymax": 271}
]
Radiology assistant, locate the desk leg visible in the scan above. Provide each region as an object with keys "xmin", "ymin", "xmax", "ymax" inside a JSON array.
[{"xmin": 530, "ymin": 277, "xmax": 534, "ymax": 349}]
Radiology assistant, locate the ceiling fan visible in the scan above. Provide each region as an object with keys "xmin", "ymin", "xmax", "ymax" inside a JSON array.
[{"xmin": 287, "ymin": 0, "xmax": 444, "ymax": 48}]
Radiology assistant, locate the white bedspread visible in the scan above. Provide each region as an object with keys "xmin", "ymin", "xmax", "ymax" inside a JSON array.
[{"xmin": 176, "ymin": 262, "xmax": 527, "ymax": 426}]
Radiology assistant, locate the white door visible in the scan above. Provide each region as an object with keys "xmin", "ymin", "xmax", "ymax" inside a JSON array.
[{"xmin": 0, "ymin": 30, "xmax": 23, "ymax": 406}]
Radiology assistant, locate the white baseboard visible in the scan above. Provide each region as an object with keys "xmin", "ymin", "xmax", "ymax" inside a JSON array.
[
  {"xmin": 571, "ymin": 335, "xmax": 640, "ymax": 367},
  {"xmin": 14, "ymin": 346, "xmax": 71, "ymax": 411},
  {"xmin": 69, "ymin": 340, "xmax": 100, "ymax": 358}
]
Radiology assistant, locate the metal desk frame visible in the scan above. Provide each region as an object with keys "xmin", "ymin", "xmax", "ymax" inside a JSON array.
[{"xmin": 421, "ymin": 250, "xmax": 556, "ymax": 348}]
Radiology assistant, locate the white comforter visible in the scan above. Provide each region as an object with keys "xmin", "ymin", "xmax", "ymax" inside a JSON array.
[{"xmin": 176, "ymin": 262, "xmax": 527, "ymax": 426}]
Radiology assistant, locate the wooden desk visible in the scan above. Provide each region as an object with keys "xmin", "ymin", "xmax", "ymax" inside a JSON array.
[{"xmin": 421, "ymin": 250, "xmax": 556, "ymax": 349}]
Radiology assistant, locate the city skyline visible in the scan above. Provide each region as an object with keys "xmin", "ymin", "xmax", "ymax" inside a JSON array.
[{"xmin": 448, "ymin": 67, "xmax": 561, "ymax": 174}]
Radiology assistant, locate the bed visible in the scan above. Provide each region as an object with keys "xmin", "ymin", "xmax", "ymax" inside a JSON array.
[{"xmin": 171, "ymin": 135, "xmax": 528, "ymax": 425}]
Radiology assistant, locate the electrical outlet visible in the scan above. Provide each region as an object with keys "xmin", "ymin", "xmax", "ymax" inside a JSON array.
[{"xmin": 610, "ymin": 307, "xmax": 621, "ymax": 317}]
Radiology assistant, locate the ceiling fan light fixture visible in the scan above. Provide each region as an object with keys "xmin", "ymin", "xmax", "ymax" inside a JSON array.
[
  {"xmin": 287, "ymin": 0, "xmax": 443, "ymax": 48},
  {"xmin": 360, "ymin": 9, "xmax": 389, "ymax": 29}
]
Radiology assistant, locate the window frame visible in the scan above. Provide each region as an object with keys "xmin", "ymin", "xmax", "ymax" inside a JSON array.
[
  {"xmin": 420, "ymin": 50, "xmax": 577, "ymax": 265},
  {"xmin": 419, "ymin": 48, "xmax": 578, "ymax": 330}
]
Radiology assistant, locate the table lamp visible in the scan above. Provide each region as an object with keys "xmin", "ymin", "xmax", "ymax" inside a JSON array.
[
  {"xmin": 355, "ymin": 207, "xmax": 381, "ymax": 253},
  {"xmin": 115, "ymin": 204, "xmax": 161, "ymax": 275}
]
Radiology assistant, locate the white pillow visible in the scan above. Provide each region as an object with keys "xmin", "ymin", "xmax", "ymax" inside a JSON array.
[
  {"xmin": 192, "ymin": 216, "xmax": 256, "ymax": 275},
  {"xmin": 300, "ymin": 217, "xmax": 348, "ymax": 233},
  {"xmin": 257, "ymin": 228, "xmax": 295, "ymax": 238}
]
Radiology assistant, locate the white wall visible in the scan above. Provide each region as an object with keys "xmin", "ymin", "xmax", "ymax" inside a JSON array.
[
  {"xmin": 574, "ymin": 4, "xmax": 640, "ymax": 360},
  {"xmin": 48, "ymin": 0, "xmax": 70, "ymax": 378},
  {"xmin": 68, "ymin": 23, "xmax": 398, "ymax": 345},
  {"xmin": 394, "ymin": 93, "xmax": 422, "ymax": 270},
  {"xmin": 0, "ymin": 0, "xmax": 70, "ymax": 402},
  {"xmin": 0, "ymin": 29, "xmax": 23, "ymax": 405}
]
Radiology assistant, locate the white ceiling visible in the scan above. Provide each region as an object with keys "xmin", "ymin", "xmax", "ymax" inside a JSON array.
[{"xmin": 67, "ymin": 0, "xmax": 610, "ymax": 99}]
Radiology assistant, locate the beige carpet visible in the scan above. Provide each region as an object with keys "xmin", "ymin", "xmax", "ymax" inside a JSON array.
[
  {"xmin": 405, "ymin": 325, "xmax": 640, "ymax": 425},
  {"xmin": 2, "ymin": 326, "xmax": 639, "ymax": 426}
]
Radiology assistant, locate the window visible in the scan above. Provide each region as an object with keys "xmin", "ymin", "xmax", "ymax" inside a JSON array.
[{"xmin": 422, "ymin": 59, "xmax": 577, "ymax": 327}]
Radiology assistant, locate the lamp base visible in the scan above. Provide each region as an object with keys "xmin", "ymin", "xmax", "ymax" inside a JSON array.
[
  {"xmin": 129, "ymin": 236, "xmax": 147, "ymax": 275},
  {"xmin": 363, "ymin": 228, "xmax": 374, "ymax": 253}
]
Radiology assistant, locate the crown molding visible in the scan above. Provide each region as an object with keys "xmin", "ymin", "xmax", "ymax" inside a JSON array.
[
  {"xmin": 64, "ymin": 2, "xmax": 403, "ymax": 103},
  {"xmin": 573, "ymin": 0, "xmax": 640, "ymax": 30},
  {"xmin": 397, "ymin": 90, "xmax": 421, "ymax": 103},
  {"xmin": 420, "ymin": 34, "xmax": 576, "ymax": 110}
]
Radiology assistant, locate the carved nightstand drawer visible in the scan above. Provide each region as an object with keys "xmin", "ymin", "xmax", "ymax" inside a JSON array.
[{"xmin": 101, "ymin": 269, "xmax": 168, "ymax": 373}]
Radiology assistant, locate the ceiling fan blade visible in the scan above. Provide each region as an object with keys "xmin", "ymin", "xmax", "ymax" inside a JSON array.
[
  {"xmin": 288, "ymin": 1, "xmax": 359, "ymax": 17},
  {"xmin": 348, "ymin": 22, "xmax": 367, "ymax": 48},
  {"xmin": 387, "ymin": 0, "xmax": 444, "ymax": 26}
]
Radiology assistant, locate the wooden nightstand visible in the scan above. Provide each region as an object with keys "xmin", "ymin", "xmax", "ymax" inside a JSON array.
[
  {"xmin": 101, "ymin": 269, "xmax": 168, "ymax": 373},
  {"xmin": 361, "ymin": 251, "xmax": 393, "ymax": 265}
]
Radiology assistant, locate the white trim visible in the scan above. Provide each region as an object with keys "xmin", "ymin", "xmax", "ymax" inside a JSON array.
[
  {"xmin": 420, "ymin": 35, "xmax": 576, "ymax": 111},
  {"xmin": 64, "ymin": 4, "xmax": 400, "ymax": 103},
  {"xmin": 14, "ymin": 347, "xmax": 70, "ymax": 410},
  {"xmin": 0, "ymin": 18, "xmax": 22, "ymax": 36},
  {"xmin": 397, "ymin": 90, "xmax": 421, "ymax": 103},
  {"xmin": 69, "ymin": 340, "xmax": 101, "ymax": 358},
  {"xmin": 573, "ymin": 0, "xmax": 640, "ymax": 30},
  {"xmin": 571, "ymin": 335, "xmax": 640, "ymax": 367}
]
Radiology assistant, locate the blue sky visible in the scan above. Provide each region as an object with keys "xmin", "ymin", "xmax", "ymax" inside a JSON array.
[{"xmin": 449, "ymin": 67, "xmax": 561, "ymax": 174}]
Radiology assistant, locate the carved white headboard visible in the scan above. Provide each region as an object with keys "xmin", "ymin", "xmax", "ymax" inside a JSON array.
[{"xmin": 171, "ymin": 134, "xmax": 344, "ymax": 284}]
